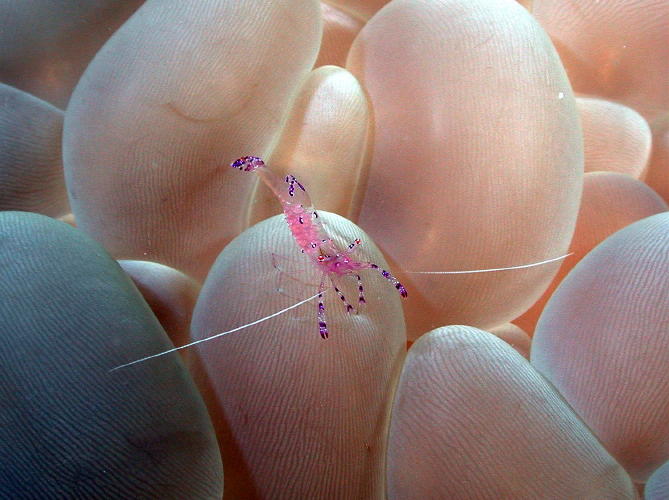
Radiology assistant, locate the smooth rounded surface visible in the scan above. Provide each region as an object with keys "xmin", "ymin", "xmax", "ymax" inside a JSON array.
[
  {"xmin": 347, "ymin": 0, "xmax": 582, "ymax": 338},
  {"xmin": 514, "ymin": 172, "xmax": 668, "ymax": 334},
  {"xmin": 119, "ymin": 260, "xmax": 201, "ymax": 348},
  {"xmin": 0, "ymin": 0, "xmax": 143, "ymax": 107},
  {"xmin": 325, "ymin": 0, "xmax": 391, "ymax": 20},
  {"xmin": 251, "ymin": 66, "xmax": 370, "ymax": 224},
  {"xmin": 644, "ymin": 114, "xmax": 669, "ymax": 204},
  {"xmin": 488, "ymin": 322, "xmax": 531, "ymax": 358},
  {"xmin": 577, "ymin": 97, "xmax": 652, "ymax": 178},
  {"xmin": 533, "ymin": 0, "xmax": 669, "ymax": 120},
  {"xmin": 0, "ymin": 212, "xmax": 222, "ymax": 498},
  {"xmin": 316, "ymin": 3, "xmax": 363, "ymax": 68},
  {"xmin": 388, "ymin": 326, "xmax": 635, "ymax": 499},
  {"xmin": 646, "ymin": 461, "xmax": 669, "ymax": 500},
  {"xmin": 0, "ymin": 83, "xmax": 68, "ymax": 217},
  {"xmin": 64, "ymin": 0, "xmax": 322, "ymax": 281},
  {"xmin": 190, "ymin": 212, "xmax": 405, "ymax": 499},
  {"xmin": 58, "ymin": 213, "xmax": 76, "ymax": 226},
  {"xmin": 532, "ymin": 212, "xmax": 669, "ymax": 480}
]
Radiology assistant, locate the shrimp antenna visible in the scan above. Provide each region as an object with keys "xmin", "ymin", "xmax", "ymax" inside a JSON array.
[
  {"xmin": 405, "ymin": 252, "xmax": 573, "ymax": 274},
  {"xmin": 109, "ymin": 291, "xmax": 324, "ymax": 372}
]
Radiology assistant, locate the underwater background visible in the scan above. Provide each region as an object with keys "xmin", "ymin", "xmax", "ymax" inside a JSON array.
[{"xmin": 0, "ymin": 0, "xmax": 668, "ymax": 498}]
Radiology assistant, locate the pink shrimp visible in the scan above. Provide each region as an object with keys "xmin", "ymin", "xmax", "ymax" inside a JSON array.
[
  {"xmin": 231, "ymin": 155, "xmax": 407, "ymax": 339},
  {"xmin": 110, "ymin": 156, "xmax": 572, "ymax": 371}
]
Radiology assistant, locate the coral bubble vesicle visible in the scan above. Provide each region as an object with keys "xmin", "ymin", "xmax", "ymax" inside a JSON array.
[
  {"xmin": 347, "ymin": 0, "xmax": 583, "ymax": 338},
  {"xmin": 532, "ymin": 212, "xmax": 669, "ymax": 481}
]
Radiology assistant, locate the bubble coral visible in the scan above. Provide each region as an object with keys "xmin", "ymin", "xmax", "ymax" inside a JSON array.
[{"xmin": 1, "ymin": 0, "xmax": 667, "ymax": 497}]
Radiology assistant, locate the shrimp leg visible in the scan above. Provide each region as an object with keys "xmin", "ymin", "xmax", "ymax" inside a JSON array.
[
  {"xmin": 363, "ymin": 263, "xmax": 408, "ymax": 298},
  {"xmin": 317, "ymin": 273, "xmax": 328, "ymax": 339},
  {"xmin": 355, "ymin": 274, "xmax": 366, "ymax": 305},
  {"xmin": 330, "ymin": 276, "xmax": 356, "ymax": 314}
]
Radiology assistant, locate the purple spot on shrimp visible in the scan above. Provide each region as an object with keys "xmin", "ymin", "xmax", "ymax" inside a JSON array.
[
  {"xmin": 370, "ymin": 264, "xmax": 379, "ymax": 269},
  {"xmin": 382, "ymin": 270, "xmax": 391, "ymax": 278},
  {"xmin": 318, "ymin": 321, "xmax": 329, "ymax": 339},
  {"xmin": 230, "ymin": 155, "xmax": 264, "ymax": 171},
  {"xmin": 346, "ymin": 305, "xmax": 353, "ymax": 313},
  {"xmin": 359, "ymin": 297, "xmax": 366, "ymax": 304}
]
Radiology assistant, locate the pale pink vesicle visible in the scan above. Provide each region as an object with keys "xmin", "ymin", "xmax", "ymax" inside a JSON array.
[
  {"xmin": 346, "ymin": 0, "xmax": 582, "ymax": 338},
  {"xmin": 0, "ymin": 83, "xmax": 68, "ymax": 217},
  {"xmin": 57, "ymin": 213, "xmax": 76, "ymax": 227},
  {"xmin": 532, "ymin": 0, "xmax": 669, "ymax": 120},
  {"xmin": 250, "ymin": 66, "xmax": 370, "ymax": 224},
  {"xmin": 325, "ymin": 0, "xmax": 392, "ymax": 21},
  {"xmin": 577, "ymin": 97, "xmax": 652, "ymax": 178},
  {"xmin": 316, "ymin": 3, "xmax": 364, "ymax": 68},
  {"xmin": 532, "ymin": 212, "xmax": 669, "ymax": 481},
  {"xmin": 64, "ymin": 0, "xmax": 322, "ymax": 281},
  {"xmin": 488, "ymin": 322, "xmax": 531, "ymax": 358},
  {"xmin": 387, "ymin": 326, "xmax": 635, "ymax": 499},
  {"xmin": 514, "ymin": 172, "xmax": 668, "ymax": 334},
  {"xmin": 0, "ymin": 0, "xmax": 143, "ymax": 107},
  {"xmin": 118, "ymin": 260, "xmax": 201, "ymax": 349},
  {"xmin": 644, "ymin": 114, "xmax": 669, "ymax": 204},
  {"xmin": 190, "ymin": 212, "xmax": 405, "ymax": 499}
]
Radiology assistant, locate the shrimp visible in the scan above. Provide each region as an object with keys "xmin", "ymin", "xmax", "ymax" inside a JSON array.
[
  {"xmin": 230, "ymin": 155, "xmax": 407, "ymax": 339},
  {"xmin": 110, "ymin": 156, "xmax": 572, "ymax": 371}
]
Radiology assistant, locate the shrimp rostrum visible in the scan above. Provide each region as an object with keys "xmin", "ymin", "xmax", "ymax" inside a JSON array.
[{"xmin": 231, "ymin": 155, "xmax": 407, "ymax": 339}]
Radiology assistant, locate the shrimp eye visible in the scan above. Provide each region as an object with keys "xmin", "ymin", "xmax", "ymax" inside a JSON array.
[{"xmin": 355, "ymin": 238, "xmax": 361, "ymax": 245}]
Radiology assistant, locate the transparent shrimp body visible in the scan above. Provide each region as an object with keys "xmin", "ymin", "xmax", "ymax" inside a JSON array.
[{"xmin": 231, "ymin": 155, "xmax": 407, "ymax": 338}]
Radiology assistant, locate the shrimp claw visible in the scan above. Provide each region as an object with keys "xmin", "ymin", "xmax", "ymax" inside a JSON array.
[
  {"xmin": 231, "ymin": 155, "xmax": 265, "ymax": 172},
  {"xmin": 368, "ymin": 263, "xmax": 408, "ymax": 298}
]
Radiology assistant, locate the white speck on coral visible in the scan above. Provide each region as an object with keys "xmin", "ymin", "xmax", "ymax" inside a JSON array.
[{"xmin": 558, "ymin": 92, "xmax": 564, "ymax": 100}]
